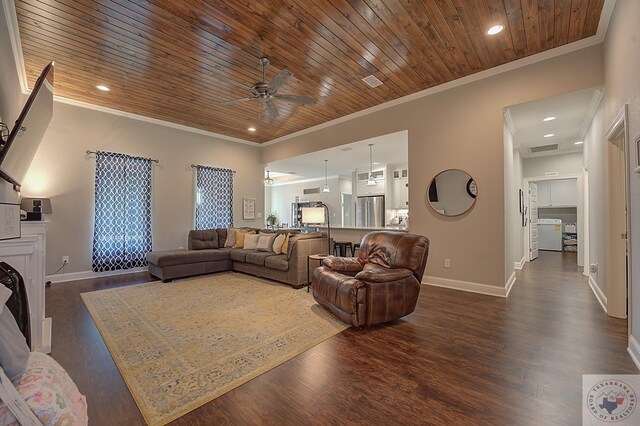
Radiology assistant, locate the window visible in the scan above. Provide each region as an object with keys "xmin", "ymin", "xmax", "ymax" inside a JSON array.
[
  {"xmin": 194, "ymin": 165, "xmax": 234, "ymax": 229},
  {"xmin": 92, "ymin": 151, "xmax": 152, "ymax": 272}
]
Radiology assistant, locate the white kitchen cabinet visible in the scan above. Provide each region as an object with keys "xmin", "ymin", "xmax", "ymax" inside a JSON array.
[
  {"xmin": 536, "ymin": 179, "xmax": 577, "ymax": 207},
  {"xmin": 391, "ymin": 178, "xmax": 409, "ymax": 208}
]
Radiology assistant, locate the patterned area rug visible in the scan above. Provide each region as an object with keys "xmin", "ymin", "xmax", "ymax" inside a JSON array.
[{"xmin": 81, "ymin": 272, "xmax": 349, "ymax": 425}]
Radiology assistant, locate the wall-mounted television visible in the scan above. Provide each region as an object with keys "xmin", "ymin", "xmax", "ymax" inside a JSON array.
[{"xmin": 0, "ymin": 61, "xmax": 54, "ymax": 188}]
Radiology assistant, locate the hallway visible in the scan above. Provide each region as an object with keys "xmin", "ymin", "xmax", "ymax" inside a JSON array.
[{"xmin": 45, "ymin": 251, "xmax": 637, "ymax": 425}]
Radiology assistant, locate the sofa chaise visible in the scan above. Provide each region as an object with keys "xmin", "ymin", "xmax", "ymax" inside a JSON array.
[{"xmin": 146, "ymin": 228, "xmax": 329, "ymax": 288}]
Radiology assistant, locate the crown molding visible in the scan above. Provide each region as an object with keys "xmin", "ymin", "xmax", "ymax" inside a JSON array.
[
  {"xmin": 2, "ymin": 0, "xmax": 27, "ymax": 93},
  {"xmin": 53, "ymin": 96, "xmax": 261, "ymax": 147}
]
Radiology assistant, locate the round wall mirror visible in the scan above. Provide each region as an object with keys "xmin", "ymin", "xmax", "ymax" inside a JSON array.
[{"xmin": 427, "ymin": 169, "xmax": 477, "ymax": 216}]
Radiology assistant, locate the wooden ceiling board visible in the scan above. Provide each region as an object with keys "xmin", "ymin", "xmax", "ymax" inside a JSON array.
[{"xmin": 14, "ymin": 0, "xmax": 606, "ymax": 143}]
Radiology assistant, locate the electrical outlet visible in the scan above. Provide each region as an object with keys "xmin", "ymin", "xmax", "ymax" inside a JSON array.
[
  {"xmin": 590, "ymin": 263, "xmax": 598, "ymax": 274},
  {"xmin": 62, "ymin": 256, "xmax": 69, "ymax": 264},
  {"xmin": 444, "ymin": 259, "xmax": 451, "ymax": 268}
]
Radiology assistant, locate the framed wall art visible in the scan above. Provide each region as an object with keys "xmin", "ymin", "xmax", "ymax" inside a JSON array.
[{"xmin": 243, "ymin": 197, "xmax": 255, "ymax": 220}]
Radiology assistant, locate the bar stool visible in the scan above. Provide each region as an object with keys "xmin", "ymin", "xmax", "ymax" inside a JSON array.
[{"xmin": 333, "ymin": 241, "xmax": 353, "ymax": 257}]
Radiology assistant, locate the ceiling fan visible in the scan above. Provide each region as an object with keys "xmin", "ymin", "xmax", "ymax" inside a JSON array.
[{"xmin": 220, "ymin": 57, "xmax": 317, "ymax": 121}]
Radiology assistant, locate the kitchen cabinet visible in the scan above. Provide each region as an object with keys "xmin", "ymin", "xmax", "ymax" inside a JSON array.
[
  {"xmin": 536, "ymin": 179, "xmax": 577, "ymax": 207},
  {"xmin": 391, "ymin": 178, "xmax": 409, "ymax": 208},
  {"xmin": 356, "ymin": 178, "xmax": 385, "ymax": 196}
]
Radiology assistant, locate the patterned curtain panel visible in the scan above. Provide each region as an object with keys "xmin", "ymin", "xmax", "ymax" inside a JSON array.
[
  {"xmin": 194, "ymin": 165, "xmax": 234, "ymax": 230},
  {"xmin": 92, "ymin": 151, "xmax": 153, "ymax": 272}
]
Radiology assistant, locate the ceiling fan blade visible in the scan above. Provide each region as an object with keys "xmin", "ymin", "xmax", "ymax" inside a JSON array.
[
  {"xmin": 267, "ymin": 69, "xmax": 293, "ymax": 93},
  {"xmin": 273, "ymin": 94, "xmax": 317, "ymax": 105},
  {"xmin": 264, "ymin": 98, "xmax": 280, "ymax": 120},
  {"xmin": 220, "ymin": 97, "xmax": 257, "ymax": 106}
]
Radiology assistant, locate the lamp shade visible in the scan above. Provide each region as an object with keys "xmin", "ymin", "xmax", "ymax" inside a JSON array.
[
  {"xmin": 20, "ymin": 197, "xmax": 52, "ymax": 214},
  {"xmin": 301, "ymin": 206, "xmax": 325, "ymax": 224}
]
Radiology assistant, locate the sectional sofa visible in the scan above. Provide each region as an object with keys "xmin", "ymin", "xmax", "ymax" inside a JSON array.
[{"xmin": 146, "ymin": 228, "xmax": 329, "ymax": 288}]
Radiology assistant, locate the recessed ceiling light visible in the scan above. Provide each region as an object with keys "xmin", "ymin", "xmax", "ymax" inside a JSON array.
[
  {"xmin": 544, "ymin": 133, "xmax": 555, "ymax": 138},
  {"xmin": 543, "ymin": 116, "xmax": 556, "ymax": 122},
  {"xmin": 575, "ymin": 141, "xmax": 584, "ymax": 145},
  {"xmin": 340, "ymin": 147, "xmax": 353, "ymax": 152},
  {"xmin": 248, "ymin": 127, "xmax": 256, "ymax": 132},
  {"xmin": 487, "ymin": 25, "xmax": 504, "ymax": 35},
  {"xmin": 96, "ymin": 85, "xmax": 110, "ymax": 91},
  {"xmin": 373, "ymin": 162, "xmax": 379, "ymax": 165}
]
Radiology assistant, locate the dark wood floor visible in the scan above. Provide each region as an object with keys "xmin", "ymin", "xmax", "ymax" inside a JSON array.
[{"xmin": 46, "ymin": 252, "xmax": 638, "ymax": 425}]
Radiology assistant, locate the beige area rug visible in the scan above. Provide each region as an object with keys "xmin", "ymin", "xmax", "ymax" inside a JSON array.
[{"xmin": 81, "ymin": 272, "xmax": 349, "ymax": 425}]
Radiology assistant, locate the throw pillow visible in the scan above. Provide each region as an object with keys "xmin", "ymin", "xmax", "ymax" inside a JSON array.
[
  {"xmin": 243, "ymin": 234, "xmax": 260, "ymax": 250},
  {"xmin": 256, "ymin": 233, "xmax": 275, "ymax": 252},
  {"xmin": 233, "ymin": 231, "xmax": 247, "ymax": 248},
  {"xmin": 272, "ymin": 234, "xmax": 286, "ymax": 254},
  {"xmin": 224, "ymin": 228, "xmax": 238, "ymax": 248},
  {"xmin": 281, "ymin": 233, "xmax": 292, "ymax": 255}
]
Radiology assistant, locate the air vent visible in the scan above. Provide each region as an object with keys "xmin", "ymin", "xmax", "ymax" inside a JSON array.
[
  {"xmin": 303, "ymin": 187, "xmax": 320, "ymax": 195},
  {"xmin": 362, "ymin": 75, "xmax": 383, "ymax": 88},
  {"xmin": 530, "ymin": 144, "xmax": 559, "ymax": 154}
]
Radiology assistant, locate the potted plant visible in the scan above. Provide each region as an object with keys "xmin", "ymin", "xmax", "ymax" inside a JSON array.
[{"xmin": 266, "ymin": 213, "xmax": 277, "ymax": 228}]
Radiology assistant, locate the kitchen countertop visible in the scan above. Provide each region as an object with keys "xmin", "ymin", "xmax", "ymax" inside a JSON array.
[{"xmin": 317, "ymin": 225, "xmax": 408, "ymax": 232}]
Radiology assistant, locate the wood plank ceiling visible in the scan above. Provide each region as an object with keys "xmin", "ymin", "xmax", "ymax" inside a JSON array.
[{"xmin": 15, "ymin": 0, "xmax": 605, "ymax": 143}]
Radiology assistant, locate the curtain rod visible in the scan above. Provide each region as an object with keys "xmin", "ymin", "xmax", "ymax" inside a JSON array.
[
  {"xmin": 190, "ymin": 164, "xmax": 236, "ymax": 173},
  {"xmin": 85, "ymin": 150, "xmax": 159, "ymax": 163}
]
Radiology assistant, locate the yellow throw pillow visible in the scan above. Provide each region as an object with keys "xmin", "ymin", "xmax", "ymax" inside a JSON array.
[
  {"xmin": 233, "ymin": 231, "xmax": 246, "ymax": 248},
  {"xmin": 272, "ymin": 234, "xmax": 286, "ymax": 254},
  {"xmin": 281, "ymin": 233, "xmax": 291, "ymax": 255}
]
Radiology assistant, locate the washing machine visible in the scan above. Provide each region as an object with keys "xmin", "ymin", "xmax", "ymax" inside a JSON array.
[{"xmin": 538, "ymin": 218, "xmax": 563, "ymax": 251}]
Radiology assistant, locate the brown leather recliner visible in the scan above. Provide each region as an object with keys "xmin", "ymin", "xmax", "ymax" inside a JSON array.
[{"xmin": 312, "ymin": 231, "xmax": 430, "ymax": 327}]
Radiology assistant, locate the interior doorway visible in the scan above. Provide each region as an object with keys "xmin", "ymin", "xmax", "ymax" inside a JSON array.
[{"xmin": 605, "ymin": 105, "xmax": 631, "ymax": 319}]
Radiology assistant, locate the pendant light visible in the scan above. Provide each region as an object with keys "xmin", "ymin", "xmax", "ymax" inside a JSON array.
[
  {"xmin": 264, "ymin": 170, "xmax": 273, "ymax": 185},
  {"xmin": 323, "ymin": 160, "xmax": 330, "ymax": 193},
  {"xmin": 366, "ymin": 143, "xmax": 376, "ymax": 186}
]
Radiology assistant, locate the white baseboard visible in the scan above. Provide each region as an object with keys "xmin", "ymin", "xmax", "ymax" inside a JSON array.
[
  {"xmin": 514, "ymin": 256, "xmax": 526, "ymax": 270},
  {"xmin": 588, "ymin": 275, "xmax": 608, "ymax": 313},
  {"xmin": 46, "ymin": 266, "xmax": 148, "ymax": 283},
  {"xmin": 505, "ymin": 272, "xmax": 517, "ymax": 297},
  {"xmin": 423, "ymin": 275, "xmax": 511, "ymax": 298},
  {"xmin": 628, "ymin": 335, "xmax": 640, "ymax": 371}
]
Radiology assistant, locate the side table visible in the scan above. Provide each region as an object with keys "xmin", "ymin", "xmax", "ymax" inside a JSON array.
[{"xmin": 307, "ymin": 254, "xmax": 331, "ymax": 293}]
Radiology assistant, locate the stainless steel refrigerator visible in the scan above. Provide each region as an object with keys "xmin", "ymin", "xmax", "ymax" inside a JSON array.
[{"xmin": 355, "ymin": 195, "xmax": 385, "ymax": 228}]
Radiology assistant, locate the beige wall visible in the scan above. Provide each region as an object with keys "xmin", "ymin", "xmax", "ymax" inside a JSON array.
[
  {"xmin": 0, "ymin": 2, "xmax": 24, "ymax": 203},
  {"xmin": 503, "ymin": 122, "xmax": 524, "ymax": 279},
  {"xmin": 21, "ymin": 102, "xmax": 263, "ymax": 275},
  {"xmin": 262, "ymin": 46, "xmax": 604, "ymax": 288},
  {"xmin": 583, "ymin": 103, "xmax": 606, "ymax": 291},
  {"xmin": 602, "ymin": 0, "xmax": 640, "ymax": 343}
]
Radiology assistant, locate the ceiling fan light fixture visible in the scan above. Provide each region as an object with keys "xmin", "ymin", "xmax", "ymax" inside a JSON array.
[
  {"xmin": 264, "ymin": 170, "xmax": 273, "ymax": 185},
  {"xmin": 323, "ymin": 159, "xmax": 330, "ymax": 193}
]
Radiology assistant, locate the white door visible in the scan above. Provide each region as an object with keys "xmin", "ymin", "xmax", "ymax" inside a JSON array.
[{"xmin": 529, "ymin": 182, "xmax": 539, "ymax": 260}]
